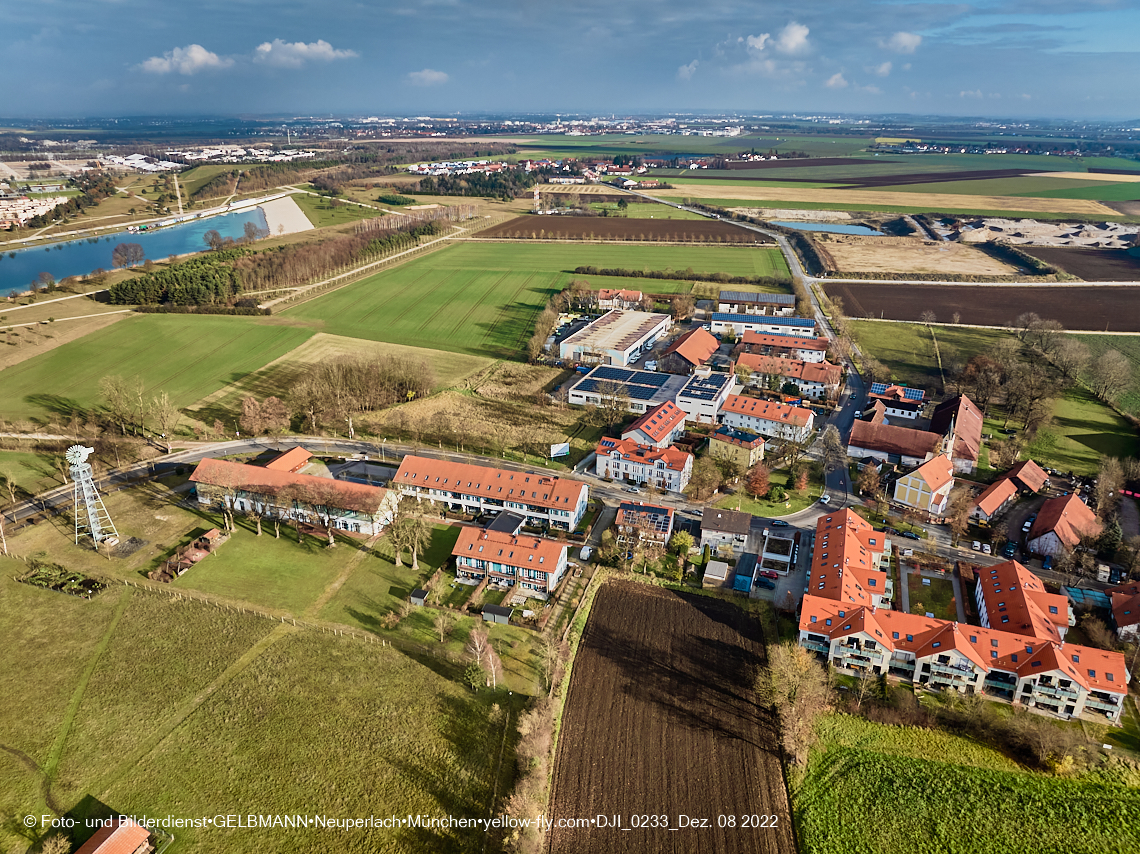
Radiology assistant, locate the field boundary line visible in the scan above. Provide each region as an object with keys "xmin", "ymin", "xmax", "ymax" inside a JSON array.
[
  {"xmin": 41, "ymin": 586, "xmax": 132, "ymax": 804},
  {"xmin": 94, "ymin": 623, "xmax": 296, "ymax": 799},
  {"xmin": 852, "ymin": 316, "xmax": 1140, "ymax": 335},
  {"xmin": 305, "ymin": 532, "xmax": 382, "ymax": 618}
]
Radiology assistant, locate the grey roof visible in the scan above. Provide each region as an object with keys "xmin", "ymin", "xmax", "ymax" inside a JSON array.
[
  {"xmin": 482, "ymin": 604, "xmax": 514, "ymax": 618},
  {"xmin": 487, "ymin": 511, "xmax": 526, "ymax": 534},
  {"xmin": 712, "ymin": 313, "xmax": 815, "ymax": 327},
  {"xmin": 702, "ymin": 507, "xmax": 752, "ymax": 535},
  {"xmin": 678, "ymin": 371, "xmax": 733, "ymax": 402}
]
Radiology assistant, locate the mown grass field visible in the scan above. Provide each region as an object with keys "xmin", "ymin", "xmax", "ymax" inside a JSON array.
[
  {"xmin": 0, "ymin": 315, "xmax": 314, "ymax": 423},
  {"xmin": 0, "ymin": 448, "xmax": 62, "ymax": 496},
  {"xmin": 1025, "ymin": 387, "xmax": 1140, "ymax": 473},
  {"xmin": 794, "ymin": 714, "xmax": 1140, "ymax": 854},
  {"xmin": 1071, "ymin": 333, "xmax": 1140, "ymax": 415},
  {"xmin": 848, "ymin": 320, "xmax": 1010, "ymax": 392},
  {"xmin": 283, "ymin": 242, "xmax": 788, "ymax": 359},
  {"xmin": 291, "ymin": 192, "xmax": 381, "ymax": 228},
  {"xmin": 0, "ymin": 572, "xmax": 513, "ymax": 854}
]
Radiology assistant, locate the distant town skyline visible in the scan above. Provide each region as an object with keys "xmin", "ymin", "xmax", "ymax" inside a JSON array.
[{"xmin": 8, "ymin": 0, "xmax": 1140, "ymax": 119}]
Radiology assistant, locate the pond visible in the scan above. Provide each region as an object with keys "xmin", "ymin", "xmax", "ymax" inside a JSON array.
[
  {"xmin": 0, "ymin": 207, "xmax": 268, "ymax": 290},
  {"xmin": 770, "ymin": 220, "xmax": 883, "ymax": 236}
]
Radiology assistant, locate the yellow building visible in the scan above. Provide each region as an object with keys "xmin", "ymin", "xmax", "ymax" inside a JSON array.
[{"xmin": 709, "ymin": 425, "xmax": 766, "ymax": 471}]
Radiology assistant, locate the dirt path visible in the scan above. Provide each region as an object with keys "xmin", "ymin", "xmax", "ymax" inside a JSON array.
[{"xmin": 94, "ymin": 623, "xmax": 296, "ymax": 799}]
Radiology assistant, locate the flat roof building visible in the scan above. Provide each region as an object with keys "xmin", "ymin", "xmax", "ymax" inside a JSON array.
[
  {"xmin": 567, "ymin": 365, "xmax": 688, "ymax": 414},
  {"xmin": 710, "ymin": 313, "xmax": 815, "ymax": 338},
  {"xmin": 559, "ymin": 309, "xmax": 671, "ymax": 366},
  {"xmin": 675, "ymin": 370, "xmax": 737, "ymax": 424}
]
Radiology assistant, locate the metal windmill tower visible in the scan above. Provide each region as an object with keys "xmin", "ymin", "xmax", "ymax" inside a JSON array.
[{"xmin": 67, "ymin": 445, "xmax": 119, "ymax": 547}]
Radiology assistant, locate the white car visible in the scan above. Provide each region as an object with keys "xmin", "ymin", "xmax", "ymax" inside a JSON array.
[
  {"xmin": 819, "ymin": 495, "xmax": 831, "ymax": 505},
  {"xmin": 971, "ymin": 540, "xmax": 981, "ymax": 551},
  {"xmin": 982, "ymin": 543, "xmax": 992, "ymax": 555}
]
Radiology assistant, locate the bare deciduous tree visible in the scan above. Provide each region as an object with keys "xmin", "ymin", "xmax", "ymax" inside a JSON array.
[{"xmin": 756, "ymin": 642, "xmax": 831, "ymax": 766}]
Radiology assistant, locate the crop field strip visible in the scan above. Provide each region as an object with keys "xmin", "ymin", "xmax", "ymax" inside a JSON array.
[
  {"xmin": 547, "ymin": 581, "xmax": 794, "ymax": 854},
  {"xmin": 824, "ymin": 281, "xmax": 1140, "ymax": 332},
  {"xmin": 479, "ymin": 214, "xmax": 776, "ymax": 243},
  {"xmin": 1019, "ymin": 247, "xmax": 1140, "ymax": 282}
]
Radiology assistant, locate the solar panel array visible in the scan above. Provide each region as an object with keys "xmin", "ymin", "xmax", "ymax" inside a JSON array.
[
  {"xmin": 576, "ymin": 366, "xmax": 671, "ymax": 401},
  {"xmin": 712, "ymin": 313, "xmax": 815, "ymax": 327},
  {"xmin": 680, "ymin": 372, "xmax": 732, "ymax": 402},
  {"xmin": 719, "ymin": 291, "xmax": 796, "ymax": 305},
  {"xmin": 870, "ymin": 382, "xmax": 925, "ymax": 401}
]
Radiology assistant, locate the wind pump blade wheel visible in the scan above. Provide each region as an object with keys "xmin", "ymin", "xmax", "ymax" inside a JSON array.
[{"xmin": 66, "ymin": 444, "xmax": 119, "ymax": 547}]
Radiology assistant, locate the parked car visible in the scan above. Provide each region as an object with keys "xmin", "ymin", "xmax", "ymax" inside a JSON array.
[
  {"xmin": 1001, "ymin": 542, "xmax": 1017, "ymax": 558},
  {"xmin": 770, "ymin": 520, "xmax": 790, "ymax": 527},
  {"xmin": 903, "ymin": 531, "xmax": 921, "ymax": 540},
  {"xmin": 579, "ymin": 546, "xmax": 593, "ymax": 561},
  {"xmin": 623, "ymin": 486, "xmax": 640, "ymax": 494},
  {"xmin": 853, "ymin": 410, "xmax": 862, "ymax": 418},
  {"xmin": 982, "ymin": 543, "xmax": 992, "ymax": 555},
  {"xmin": 759, "ymin": 569, "xmax": 780, "ymax": 579},
  {"xmin": 972, "ymin": 541, "xmax": 981, "ymax": 551},
  {"xmin": 755, "ymin": 578, "xmax": 777, "ymax": 590},
  {"xmin": 1022, "ymin": 520, "xmax": 1033, "ymax": 532},
  {"xmin": 818, "ymin": 494, "xmax": 831, "ymax": 505}
]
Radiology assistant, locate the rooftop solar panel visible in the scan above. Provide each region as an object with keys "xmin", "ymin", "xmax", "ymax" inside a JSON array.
[
  {"xmin": 712, "ymin": 313, "xmax": 815, "ymax": 327},
  {"xmin": 719, "ymin": 290, "xmax": 796, "ymax": 304},
  {"xmin": 870, "ymin": 382, "xmax": 925, "ymax": 401},
  {"xmin": 680, "ymin": 372, "xmax": 732, "ymax": 401}
]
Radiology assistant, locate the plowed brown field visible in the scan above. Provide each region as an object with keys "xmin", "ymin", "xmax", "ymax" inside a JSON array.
[
  {"xmin": 481, "ymin": 215, "xmax": 771, "ymax": 243},
  {"xmin": 547, "ymin": 581, "xmax": 795, "ymax": 854}
]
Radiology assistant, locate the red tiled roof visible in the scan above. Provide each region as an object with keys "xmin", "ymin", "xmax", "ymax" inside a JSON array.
[
  {"xmin": 597, "ymin": 438, "xmax": 693, "ymax": 472},
  {"xmin": 736, "ymin": 353, "xmax": 842, "ymax": 385},
  {"xmin": 190, "ymin": 458, "xmax": 387, "ymax": 512},
  {"xmin": 741, "ymin": 331, "xmax": 828, "ymax": 351},
  {"xmin": 622, "ymin": 401, "xmax": 686, "ymax": 444},
  {"xmin": 809, "ymin": 509, "xmax": 890, "ymax": 606},
  {"xmin": 75, "ymin": 818, "xmax": 151, "ymax": 854},
  {"xmin": 663, "ymin": 328, "xmax": 719, "ymax": 367},
  {"xmin": 906, "ymin": 454, "xmax": 954, "ymax": 492},
  {"xmin": 869, "ymin": 384, "xmax": 925, "ymax": 403},
  {"xmin": 394, "ymin": 455, "xmax": 586, "ymax": 510},
  {"xmin": 598, "ymin": 288, "xmax": 643, "ymax": 302},
  {"xmin": 931, "ymin": 394, "xmax": 983, "ymax": 464},
  {"xmin": 722, "ymin": 395, "xmax": 813, "ymax": 426},
  {"xmin": 264, "ymin": 447, "xmax": 312, "ymax": 472},
  {"xmin": 978, "ymin": 560, "xmax": 1070, "ymax": 642},
  {"xmin": 1005, "ymin": 459, "xmax": 1048, "ymax": 493},
  {"xmin": 1028, "ymin": 493, "xmax": 1102, "ymax": 549},
  {"xmin": 1110, "ymin": 584, "xmax": 1140, "ymax": 630},
  {"xmin": 848, "ymin": 420, "xmax": 940, "ymax": 459},
  {"xmin": 974, "ymin": 477, "xmax": 1018, "ymax": 517},
  {"xmin": 453, "ymin": 527, "xmax": 565, "ymax": 574}
]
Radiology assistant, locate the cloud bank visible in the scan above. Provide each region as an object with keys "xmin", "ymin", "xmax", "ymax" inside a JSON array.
[
  {"xmin": 254, "ymin": 39, "xmax": 357, "ymax": 68},
  {"xmin": 139, "ymin": 44, "xmax": 232, "ymax": 75}
]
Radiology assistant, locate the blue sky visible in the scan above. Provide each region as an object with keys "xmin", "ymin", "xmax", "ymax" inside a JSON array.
[{"xmin": 7, "ymin": 0, "xmax": 1140, "ymax": 119}]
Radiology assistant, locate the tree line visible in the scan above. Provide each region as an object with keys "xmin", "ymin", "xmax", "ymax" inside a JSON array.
[{"xmin": 107, "ymin": 248, "xmax": 246, "ymax": 305}]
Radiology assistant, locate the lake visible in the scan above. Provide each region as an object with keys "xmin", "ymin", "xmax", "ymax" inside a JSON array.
[
  {"xmin": 770, "ymin": 220, "xmax": 883, "ymax": 236},
  {"xmin": 0, "ymin": 207, "xmax": 268, "ymax": 290}
]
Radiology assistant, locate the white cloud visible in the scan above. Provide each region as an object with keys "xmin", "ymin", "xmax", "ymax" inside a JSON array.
[
  {"xmin": 776, "ymin": 22, "xmax": 810, "ymax": 54},
  {"xmin": 745, "ymin": 33, "xmax": 770, "ymax": 51},
  {"xmin": 885, "ymin": 31, "xmax": 922, "ymax": 54},
  {"xmin": 407, "ymin": 68, "xmax": 449, "ymax": 86},
  {"xmin": 825, "ymin": 72, "xmax": 848, "ymax": 89},
  {"xmin": 139, "ymin": 44, "xmax": 232, "ymax": 75},
  {"xmin": 959, "ymin": 89, "xmax": 984, "ymax": 98},
  {"xmin": 858, "ymin": 84, "xmax": 883, "ymax": 95},
  {"xmin": 253, "ymin": 39, "xmax": 357, "ymax": 68},
  {"xmin": 677, "ymin": 59, "xmax": 699, "ymax": 80},
  {"xmin": 873, "ymin": 61, "xmax": 892, "ymax": 77}
]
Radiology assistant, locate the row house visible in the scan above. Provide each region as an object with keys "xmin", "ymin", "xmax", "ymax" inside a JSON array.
[
  {"xmin": 452, "ymin": 526, "xmax": 568, "ymax": 600},
  {"xmin": 717, "ymin": 290, "xmax": 796, "ymax": 316},
  {"xmin": 799, "ymin": 596, "xmax": 1128, "ymax": 722},
  {"xmin": 393, "ymin": 455, "xmax": 589, "ymax": 530},
  {"xmin": 739, "ymin": 331, "xmax": 828, "ymax": 363},
  {"xmin": 975, "ymin": 560, "xmax": 1074, "ymax": 643},
  {"xmin": 808, "ymin": 509, "xmax": 894, "ymax": 610},
  {"xmin": 595, "ymin": 438, "xmax": 693, "ymax": 493},
  {"xmin": 720, "ymin": 395, "xmax": 815, "ymax": 442},
  {"xmin": 735, "ymin": 353, "xmax": 843, "ymax": 400},
  {"xmin": 710, "ymin": 313, "xmax": 816, "ymax": 338}
]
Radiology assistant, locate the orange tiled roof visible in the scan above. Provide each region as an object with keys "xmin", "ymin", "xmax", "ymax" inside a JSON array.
[
  {"xmin": 1005, "ymin": 459, "xmax": 1048, "ymax": 493},
  {"xmin": 622, "ymin": 401, "xmax": 686, "ymax": 444},
  {"xmin": 663, "ymin": 328, "xmax": 719, "ymax": 367},
  {"xmin": 974, "ymin": 477, "xmax": 1018, "ymax": 516},
  {"xmin": 809, "ymin": 509, "xmax": 890, "ymax": 606},
  {"xmin": 190, "ymin": 458, "xmax": 387, "ymax": 512},
  {"xmin": 849, "ymin": 420, "xmax": 940, "ymax": 459},
  {"xmin": 906, "ymin": 454, "xmax": 954, "ymax": 493},
  {"xmin": 736, "ymin": 353, "xmax": 842, "ymax": 385},
  {"xmin": 597, "ymin": 438, "xmax": 692, "ymax": 472},
  {"xmin": 931, "ymin": 394, "xmax": 983, "ymax": 464},
  {"xmin": 453, "ymin": 527, "xmax": 565, "ymax": 573},
  {"xmin": 978, "ymin": 560, "xmax": 1070, "ymax": 642},
  {"xmin": 1028, "ymin": 493, "xmax": 1102, "ymax": 549},
  {"xmin": 1109, "ymin": 582, "xmax": 1140, "ymax": 631},
  {"xmin": 264, "ymin": 447, "xmax": 312, "ymax": 472},
  {"xmin": 721, "ymin": 395, "xmax": 813, "ymax": 426},
  {"xmin": 75, "ymin": 818, "xmax": 151, "ymax": 854},
  {"xmin": 394, "ymin": 455, "xmax": 585, "ymax": 510},
  {"xmin": 741, "ymin": 331, "xmax": 828, "ymax": 351}
]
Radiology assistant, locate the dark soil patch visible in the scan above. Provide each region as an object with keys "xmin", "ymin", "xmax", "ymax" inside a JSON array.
[
  {"xmin": 824, "ymin": 281, "xmax": 1140, "ymax": 331},
  {"xmin": 1019, "ymin": 247, "xmax": 1140, "ymax": 282},
  {"xmin": 547, "ymin": 581, "xmax": 794, "ymax": 853},
  {"xmin": 481, "ymin": 215, "xmax": 772, "ymax": 244},
  {"xmin": 112, "ymin": 536, "xmax": 147, "ymax": 558}
]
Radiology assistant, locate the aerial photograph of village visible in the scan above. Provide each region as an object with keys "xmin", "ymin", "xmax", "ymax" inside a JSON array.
[{"xmin": 2, "ymin": 1, "xmax": 1140, "ymax": 853}]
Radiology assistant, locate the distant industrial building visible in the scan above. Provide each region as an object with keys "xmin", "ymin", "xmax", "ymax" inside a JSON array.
[{"xmin": 559, "ymin": 309, "xmax": 670, "ymax": 366}]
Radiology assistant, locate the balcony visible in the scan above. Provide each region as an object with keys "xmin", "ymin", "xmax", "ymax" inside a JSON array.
[
  {"xmin": 929, "ymin": 662, "xmax": 974, "ymax": 679},
  {"xmin": 840, "ymin": 651, "xmax": 884, "ymax": 668},
  {"xmin": 802, "ymin": 640, "xmax": 831, "ymax": 655},
  {"xmin": 1084, "ymin": 696, "xmax": 1122, "ymax": 713},
  {"xmin": 1033, "ymin": 683, "xmax": 1079, "ymax": 701}
]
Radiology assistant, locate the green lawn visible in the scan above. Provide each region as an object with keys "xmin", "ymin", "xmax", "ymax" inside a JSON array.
[
  {"xmin": 714, "ymin": 468, "xmax": 822, "ymax": 518},
  {"xmin": 907, "ymin": 573, "xmax": 957, "ymax": 620},
  {"xmin": 0, "ymin": 449, "xmax": 62, "ymax": 497},
  {"xmin": 291, "ymin": 192, "xmax": 379, "ymax": 228},
  {"xmin": 0, "ymin": 315, "xmax": 314, "ymax": 423},
  {"xmin": 588, "ymin": 202, "xmax": 710, "ymax": 219},
  {"xmin": 659, "ymin": 196, "xmax": 1131, "ymax": 221},
  {"xmin": 283, "ymin": 242, "xmax": 787, "ymax": 359},
  {"xmin": 178, "ymin": 163, "xmax": 247, "ymax": 197},
  {"xmin": 1025, "ymin": 386, "xmax": 1140, "ymax": 474},
  {"xmin": 1071, "ymin": 333, "xmax": 1140, "ymax": 416},
  {"xmin": 794, "ymin": 714, "xmax": 1140, "ymax": 854},
  {"xmin": 871, "ymin": 176, "xmax": 1135, "ymax": 199},
  {"xmin": 849, "ymin": 319, "xmax": 1011, "ymax": 392},
  {"xmin": 170, "ymin": 518, "xmax": 367, "ymax": 615}
]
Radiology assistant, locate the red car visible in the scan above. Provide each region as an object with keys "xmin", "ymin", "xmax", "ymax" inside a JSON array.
[{"xmin": 759, "ymin": 570, "xmax": 780, "ymax": 579}]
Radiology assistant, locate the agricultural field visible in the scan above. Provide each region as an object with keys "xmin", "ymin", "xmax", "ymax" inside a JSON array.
[
  {"xmin": 824, "ymin": 282, "xmax": 1140, "ymax": 331},
  {"xmin": 547, "ymin": 580, "xmax": 794, "ymax": 854},
  {"xmin": 0, "ymin": 314, "xmax": 314, "ymax": 423},
  {"xmin": 794, "ymin": 714, "xmax": 1140, "ymax": 854},
  {"xmin": 649, "ymin": 183, "xmax": 1121, "ymax": 217},
  {"xmin": 1020, "ymin": 247, "xmax": 1140, "ymax": 282},
  {"xmin": 815, "ymin": 234, "xmax": 1015, "ymax": 277},
  {"xmin": 480, "ymin": 214, "xmax": 775, "ymax": 244},
  {"xmin": 874, "ymin": 176, "xmax": 1140, "ymax": 201},
  {"xmin": 0, "ymin": 572, "xmax": 512, "ymax": 854},
  {"xmin": 589, "ymin": 202, "xmax": 708, "ymax": 219}
]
